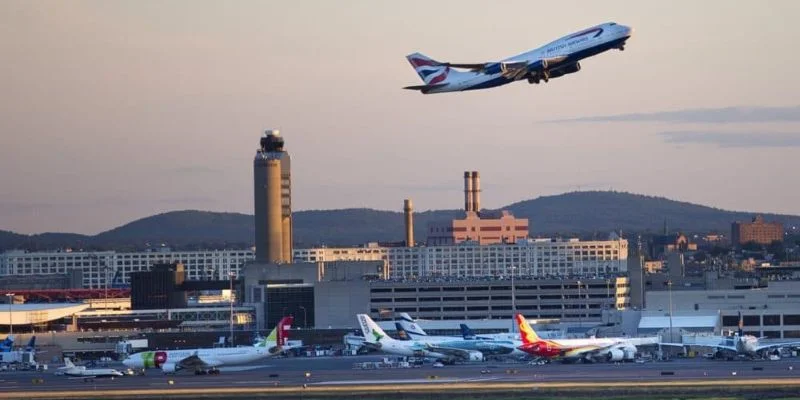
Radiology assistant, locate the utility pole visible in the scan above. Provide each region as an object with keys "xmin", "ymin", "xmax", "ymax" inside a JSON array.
[
  {"xmin": 510, "ymin": 266, "xmax": 517, "ymax": 332},
  {"xmin": 668, "ymin": 280, "xmax": 674, "ymax": 343},
  {"xmin": 229, "ymin": 272, "xmax": 235, "ymax": 347},
  {"xmin": 6, "ymin": 293, "xmax": 13, "ymax": 336},
  {"xmin": 577, "ymin": 280, "xmax": 583, "ymax": 329}
]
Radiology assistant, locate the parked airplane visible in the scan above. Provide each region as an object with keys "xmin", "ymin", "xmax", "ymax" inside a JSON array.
[
  {"xmin": 123, "ymin": 316, "xmax": 293, "ymax": 374},
  {"xmin": 404, "ymin": 21, "xmax": 632, "ymax": 94},
  {"xmin": 394, "ymin": 313, "xmax": 525, "ymax": 358},
  {"xmin": 57, "ymin": 358, "xmax": 124, "ymax": 381},
  {"xmin": 357, "ymin": 314, "xmax": 484, "ymax": 363},
  {"xmin": 691, "ymin": 313, "xmax": 800, "ymax": 358},
  {"xmin": 394, "ymin": 322, "xmax": 521, "ymax": 358},
  {"xmin": 515, "ymin": 313, "xmax": 659, "ymax": 363},
  {"xmin": 460, "ymin": 324, "xmax": 518, "ymax": 342}
]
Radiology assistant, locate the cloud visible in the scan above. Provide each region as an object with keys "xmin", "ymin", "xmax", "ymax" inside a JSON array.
[
  {"xmin": 658, "ymin": 131, "xmax": 800, "ymax": 148},
  {"xmin": 548, "ymin": 106, "xmax": 800, "ymax": 123}
]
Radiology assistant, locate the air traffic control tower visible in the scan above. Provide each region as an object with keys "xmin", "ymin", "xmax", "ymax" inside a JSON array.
[{"xmin": 254, "ymin": 130, "xmax": 292, "ymax": 263}]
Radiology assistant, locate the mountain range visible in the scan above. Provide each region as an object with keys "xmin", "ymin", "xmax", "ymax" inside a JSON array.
[{"xmin": 2, "ymin": 191, "xmax": 798, "ymax": 252}]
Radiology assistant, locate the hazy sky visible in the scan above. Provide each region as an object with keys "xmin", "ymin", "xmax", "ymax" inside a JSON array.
[{"xmin": 2, "ymin": 1, "xmax": 799, "ymax": 235}]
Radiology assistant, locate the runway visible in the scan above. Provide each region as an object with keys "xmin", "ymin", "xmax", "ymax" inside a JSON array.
[{"xmin": 2, "ymin": 356, "xmax": 800, "ymax": 399}]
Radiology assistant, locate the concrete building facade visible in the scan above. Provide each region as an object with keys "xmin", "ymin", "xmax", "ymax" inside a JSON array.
[
  {"xmin": 0, "ymin": 249, "xmax": 254, "ymax": 289},
  {"xmin": 294, "ymin": 238, "xmax": 629, "ymax": 279}
]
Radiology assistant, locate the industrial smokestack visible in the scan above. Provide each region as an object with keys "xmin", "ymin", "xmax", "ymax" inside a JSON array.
[
  {"xmin": 471, "ymin": 171, "xmax": 481, "ymax": 214},
  {"xmin": 464, "ymin": 171, "xmax": 473, "ymax": 212},
  {"xmin": 404, "ymin": 199, "xmax": 414, "ymax": 247}
]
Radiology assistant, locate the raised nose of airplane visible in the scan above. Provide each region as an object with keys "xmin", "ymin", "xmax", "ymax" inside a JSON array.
[
  {"xmin": 623, "ymin": 25, "xmax": 634, "ymax": 37},
  {"xmin": 122, "ymin": 358, "xmax": 133, "ymax": 367}
]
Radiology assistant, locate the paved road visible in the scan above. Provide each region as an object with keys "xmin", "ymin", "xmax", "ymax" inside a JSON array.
[{"xmin": 1, "ymin": 356, "xmax": 799, "ymax": 396}]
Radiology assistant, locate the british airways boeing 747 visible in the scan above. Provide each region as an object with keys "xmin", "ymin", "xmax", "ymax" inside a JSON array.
[{"xmin": 404, "ymin": 22, "xmax": 633, "ymax": 94}]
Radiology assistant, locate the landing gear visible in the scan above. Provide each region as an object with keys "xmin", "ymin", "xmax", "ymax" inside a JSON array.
[{"xmin": 195, "ymin": 368, "xmax": 220, "ymax": 375}]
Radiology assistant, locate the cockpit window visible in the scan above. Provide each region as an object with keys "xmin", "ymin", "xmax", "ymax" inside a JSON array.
[{"xmin": 610, "ymin": 23, "xmax": 616, "ymax": 26}]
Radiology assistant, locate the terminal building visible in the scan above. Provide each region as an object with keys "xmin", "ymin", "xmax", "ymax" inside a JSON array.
[{"xmin": 646, "ymin": 281, "xmax": 800, "ymax": 339}]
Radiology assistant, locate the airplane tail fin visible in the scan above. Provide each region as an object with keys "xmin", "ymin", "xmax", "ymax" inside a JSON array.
[
  {"xmin": 256, "ymin": 316, "xmax": 293, "ymax": 348},
  {"xmin": 357, "ymin": 314, "xmax": 393, "ymax": 345},
  {"xmin": 460, "ymin": 324, "xmax": 476, "ymax": 340},
  {"xmin": 26, "ymin": 336, "xmax": 36, "ymax": 352},
  {"xmin": 394, "ymin": 322, "xmax": 411, "ymax": 340},
  {"xmin": 738, "ymin": 311, "xmax": 744, "ymax": 337},
  {"xmin": 64, "ymin": 358, "xmax": 75, "ymax": 369},
  {"xmin": 397, "ymin": 313, "xmax": 427, "ymax": 337},
  {"xmin": 406, "ymin": 52, "xmax": 452, "ymax": 85},
  {"xmin": 0, "ymin": 335, "xmax": 13, "ymax": 352},
  {"xmin": 515, "ymin": 313, "xmax": 541, "ymax": 345},
  {"xmin": 277, "ymin": 316, "xmax": 293, "ymax": 347}
]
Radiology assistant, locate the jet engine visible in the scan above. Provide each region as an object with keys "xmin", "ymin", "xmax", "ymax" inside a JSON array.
[
  {"xmin": 467, "ymin": 350, "xmax": 485, "ymax": 362},
  {"xmin": 547, "ymin": 62, "xmax": 581, "ymax": 79},
  {"xmin": 161, "ymin": 363, "xmax": 178, "ymax": 373},
  {"xmin": 606, "ymin": 349, "xmax": 625, "ymax": 362},
  {"xmin": 605, "ymin": 344, "xmax": 637, "ymax": 362}
]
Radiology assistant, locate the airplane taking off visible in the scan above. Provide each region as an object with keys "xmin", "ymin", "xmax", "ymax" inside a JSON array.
[
  {"xmin": 515, "ymin": 313, "xmax": 660, "ymax": 363},
  {"xmin": 56, "ymin": 358, "xmax": 124, "ymax": 381},
  {"xmin": 404, "ymin": 22, "xmax": 633, "ymax": 94},
  {"xmin": 123, "ymin": 316, "xmax": 293, "ymax": 374}
]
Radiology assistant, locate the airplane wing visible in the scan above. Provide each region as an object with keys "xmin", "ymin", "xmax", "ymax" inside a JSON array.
[
  {"xmin": 424, "ymin": 343, "xmax": 476, "ymax": 361},
  {"xmin": 446, "ymin": 56, "xmax": 568, "ymax": 77},
  {"xmin": 755, "ymin": 341, "xmax": 800, "ymax": 352},
  {"xmin": 175, "ymin": 352, "xmax": 222, "ymax": 370},
  {"xmin": 688, "ymin": 343, "xmax": 739, "ymax": 352}
]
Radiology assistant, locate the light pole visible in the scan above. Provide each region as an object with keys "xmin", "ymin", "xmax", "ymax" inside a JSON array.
[
  {"xmin": 577, "ymin": 280, "xmax": 582, "ymax": 328},
  {"xmin": 299, "ymin": 306, "xmax": 308, "ymax": 329},
  {"xmin": 668, "ymin": 280, "xmax": 674, "ymax": 343},
  {"xmin": 606, "ymin": 279, "xmax": 611, "ymax": 310},
  {"xmin": 510, "ymin": 266, "xmax": 517, "ymax": 332},
  {"xmin": 229, "ymin": 272, "xmax": 235, "ymax": 347},
  {"xmin": 6, "ymin": 293, "xmax": 13, "ymax": 336}
]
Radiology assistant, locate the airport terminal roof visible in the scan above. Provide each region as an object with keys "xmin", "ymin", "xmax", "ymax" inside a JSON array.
[
  {"xmin": 1, "ymin": 303, "xmax": 90, "ymax": 326},
  {"xmin": 638, "ymin": 314, "xmax": 719, "ymax": 330}
]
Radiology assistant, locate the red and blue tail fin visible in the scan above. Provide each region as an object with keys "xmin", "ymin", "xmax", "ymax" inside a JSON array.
[{"xmin": 406, "ymin": 52, "xmax": 451, "ymax": 85}]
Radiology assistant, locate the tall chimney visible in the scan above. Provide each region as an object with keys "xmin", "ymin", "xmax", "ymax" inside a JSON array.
[
  {"xmin": 404, "ymin": 199, "xmax": 414, "ymax": 247},
  {"xmin": 463, "ymin": 171, "xmax": 474, "ymax": 212},
  {"xmin": 471, "ymin": 171, "xmax": 481, "ymax": 214}
]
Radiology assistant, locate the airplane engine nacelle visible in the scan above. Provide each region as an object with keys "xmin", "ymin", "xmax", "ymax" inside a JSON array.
[
  {"xmin": 468, "ymin": 351, "xmax": 485, "ymax": 362},
  {"xmin": 548, "ymin": 62, "xmax": 581, "ymax": 79},
  {"xmin": 622, "ymin": 345, "xmax": 637, "ymax": 360},
  {"xmin": 161, "ymin": 363, "xmax": 177, "ymax": 373},
  {"xmin": 606, "ymin": 349, "xmax": 624, "ymax": 362}
]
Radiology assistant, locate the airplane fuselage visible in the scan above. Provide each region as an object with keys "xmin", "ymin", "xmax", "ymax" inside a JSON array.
[
  {"xmin": 124, "ymin": 347, "xmax": 272, "ymax": 371},
  {"xmin": 425, "ymin": 22, "xmax": 632, "ymax": 93}
]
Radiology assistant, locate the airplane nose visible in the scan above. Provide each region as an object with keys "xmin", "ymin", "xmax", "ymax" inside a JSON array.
[
  {"xmin": 624, "ymin": 26, "xmax": 634, "ymax": 37},
  {"xmin": 122, "ymin": 359, "xmax": 132, "ymax": 367}
]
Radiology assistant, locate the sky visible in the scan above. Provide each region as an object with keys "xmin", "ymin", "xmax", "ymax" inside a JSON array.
[{"xmin": 1, "ymin": 0, "xmax": 799, "ymax": 235}]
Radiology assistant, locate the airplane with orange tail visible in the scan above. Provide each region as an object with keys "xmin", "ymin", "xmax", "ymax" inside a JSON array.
[{"xmin": 514, "ymin": 313, "xmax": 660, "ymax": 363}]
